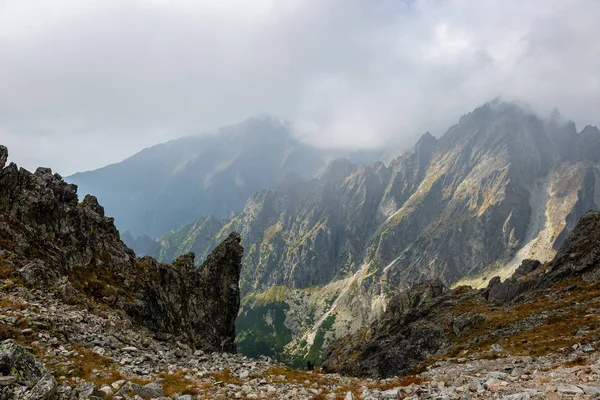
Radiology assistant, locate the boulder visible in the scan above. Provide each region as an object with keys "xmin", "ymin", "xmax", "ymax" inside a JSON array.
[
  {"xmin": 28, "ymin": 373, "xmax": 57, "ymax": 400},
  {"xmin": 0, "ymin": 340, "xmax": 48, "ymax": 386},
  {"xmin": 19, "ymin": 261, "xmax": 59, "ymax": 287},
  {"xmin": 114, "ymin": 381, "xmax": 165, "ymax": 399}
]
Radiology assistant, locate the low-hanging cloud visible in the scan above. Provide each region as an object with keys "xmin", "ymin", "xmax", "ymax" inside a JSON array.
[{"xmin": 1, "ymin": 0, "xmax": 599, "ymax": 174}]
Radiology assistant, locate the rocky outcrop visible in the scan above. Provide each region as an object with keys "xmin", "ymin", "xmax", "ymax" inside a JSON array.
[
  {"xmin": 0, "ymin": 145, "xmax": 243, "ymax": 352},
  {"xmin": 546, "ymin": 210, "xmax": 600, "ymax": 281},
  {"xmin": 323, "ymin": 211, "xmax": 600, "ymax": 378},
  {"xmin": 130, "ymin": 234, "xmax": 243, "ymax": 352},
  {"xmin": 486, "ymin": 259, "xmax": 541, "ymax": 305}
]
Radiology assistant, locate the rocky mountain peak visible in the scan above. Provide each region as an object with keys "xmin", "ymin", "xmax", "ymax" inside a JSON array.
[{"xmin": 0, "ymin": 145, "xmax": 7, "ymax": 169}]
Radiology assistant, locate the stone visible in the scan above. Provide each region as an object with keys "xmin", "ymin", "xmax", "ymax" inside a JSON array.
[
  {"xmin": 114, "ymin": 381, "xmax": 164, "ymax": 399},
  {"xmin": 380, "ymin": 388, "xmax": 398, "ymax": 398},
  {"xmin": 239, "ymin": 370, "xmax": 249, "ymax": 379},
  {"xmin": 582, "ymin": 343, "xmax": 594, "ymax": 352},
  {"xmin": 19, "ymin": 261, "xmax": 59, "ymax": 287},
  {"xmin": 578, "ymin": 385, "xmax": 600, "ymax": 395},
  {"xmin": 73, "ymin": 381, "xmax": 96, "ymax": 399},
  {"xmin": 491, "ymin": 344, "xmax": 505, "ymax": 352},
  {"xmin": 344, "ymin": 391, "xmax": 354, "ymax": 400},
  {"xmin": 488, "ymin": 371, "xmax": 508, "ymax": 380},
  {"xmin": 556, "ymin": 384, "xmax": 584, "ymax": 394},
  {"xmin": 0, "ymin": 376, "xmax": 16, "ymax": 386},
  {"xmin": 0, "ymin": 340, "xmax": 48, "ymax": 385},
  {"xmin": 98, "ymin": 386, "xmax": 114, "ymax": 399},
  {"xmin": 28, "ymin": 373, "xmax": 57, "ymax": 400}
]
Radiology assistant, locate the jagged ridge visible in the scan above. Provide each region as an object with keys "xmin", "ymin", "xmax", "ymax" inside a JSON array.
[{"xmin": 0, "ymin": 144, "xmax": 243, "ymax": 352}]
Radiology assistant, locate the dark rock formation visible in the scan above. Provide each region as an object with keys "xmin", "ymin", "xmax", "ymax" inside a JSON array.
[
  {"xmin": 547, "ymin": 210, "xmax": 600, "ymax": 281},
  {"xmin": 0, "ymin": 145, "xmax": 243, "ymax": 352},
  {"xmin": 130, "ymin": 235, "xmax": 243, "ymax": 352},
  {"xmin": 486, "ymin": 259, "xmax": 541, "ymax": 305}
]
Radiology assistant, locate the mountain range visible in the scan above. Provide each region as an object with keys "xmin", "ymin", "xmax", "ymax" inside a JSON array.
[
  {"xmin": 69, "ymin": 100, "xmax": 600, "ymax": 365},
  {"xmin": 67, "ymin": 117, "xmax": 383, "ymax": 237}
]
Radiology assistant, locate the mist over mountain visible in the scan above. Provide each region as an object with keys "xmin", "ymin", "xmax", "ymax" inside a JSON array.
[
  {"xmin": 133, "ymin": 101, "xmax": 600, "ymax": 364},
  {"xmin": 67, "ymin": 117, "xmax": 383, "ymax": 237}
]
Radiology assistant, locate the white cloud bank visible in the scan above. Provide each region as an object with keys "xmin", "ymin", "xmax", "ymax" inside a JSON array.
[{"xmin": 0, "ymin": 0, "xmax": 598, "ymax": 174}]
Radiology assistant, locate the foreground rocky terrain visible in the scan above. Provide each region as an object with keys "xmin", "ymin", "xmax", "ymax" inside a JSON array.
[{"xmin": 3, "ymin": 274, "xmax": 600, "ymax": 399}]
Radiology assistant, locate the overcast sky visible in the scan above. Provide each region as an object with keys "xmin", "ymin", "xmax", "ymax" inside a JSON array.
[{"xmin": 1, "ymin": 0, "xmax": 599, "ymax": 175}]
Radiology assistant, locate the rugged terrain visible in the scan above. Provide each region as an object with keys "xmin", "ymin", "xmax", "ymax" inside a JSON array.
[
  {"xmin": 0, "ymin": 144, "xmax": 242, "ymax": 352},
  {"xmin": 137, "ymin": 101, "xmax": 600, "ymax": 364},
  {"xmin": 5, "ymin": 276, "xmax": 600, "ymax": 400}
]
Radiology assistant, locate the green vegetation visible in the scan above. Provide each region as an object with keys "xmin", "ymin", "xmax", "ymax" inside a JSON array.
[
  {"xmin": 235, "ymin": 302, "xmax": 293, "ymax": 360},
  {"xmin": 242, "ymin": 286, "xmax": 291, "ymax": 307},
  {"xmin": 305, "ymin": 314, "xmax": 336, "ymax": 365}
]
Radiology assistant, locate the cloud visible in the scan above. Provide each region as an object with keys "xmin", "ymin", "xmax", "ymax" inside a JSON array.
[{"xmin": 0, "ymin": 0, "xmax": 599, "ymax": 174}]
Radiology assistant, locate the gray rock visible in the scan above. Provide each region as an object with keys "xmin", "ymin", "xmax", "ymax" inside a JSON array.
[
  {"xmin": 73, "ymin": 382, "xmax": 96, "ymax": 399},
  {"xmin": 97, "ymin": 386, "xmax": 114, "ymax": 399},
  {"xmin": 557, "ymin": 384, "xmax": 584, "ymax": 394},
  {"xmin": 0, "ymin": 376, "xmax": 17, "ymax": 386},
  {"xmin": 0, "ymin": 340, "xmax": 48, "ymax": 386},
  {"xmin": 491, "ymin": 344, "xmax": 505, "ymax": 352},
  {"xmin": 582, "ymin": 343, "xmax": 594, "ymax": 352},
  {"xmin": 27, "ymin": 373, "xmax": 57, "ymax": 400},
  {"xmin": 239, "ymin": 370, "xmax": 249, "ymax": 379},
  {"xmin": 578, "ymin": 385, "xmax": 600, "ymax": 395},
  {"xmin": 114, "ymin": 382, "xmax": 164, "ymax": 399},
  {"xmin": 19, "ymin": 261, "xmax": 59, "ymax": 287}
]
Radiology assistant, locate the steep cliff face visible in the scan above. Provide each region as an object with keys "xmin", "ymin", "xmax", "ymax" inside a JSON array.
[
  {"xmin": 322, "ymin": 211, "xmax": 600, "ymax": 378},
  {"xmin": 131, "ymin": 233, "xmax": 243, "ymax": 352},
  {"xmin": 141, "ymin": 101, "xmax": 599, "ymax": 363},
  {"xmin": 0, "ymin": 145, "xmax": 243, "ymax": 351}
]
